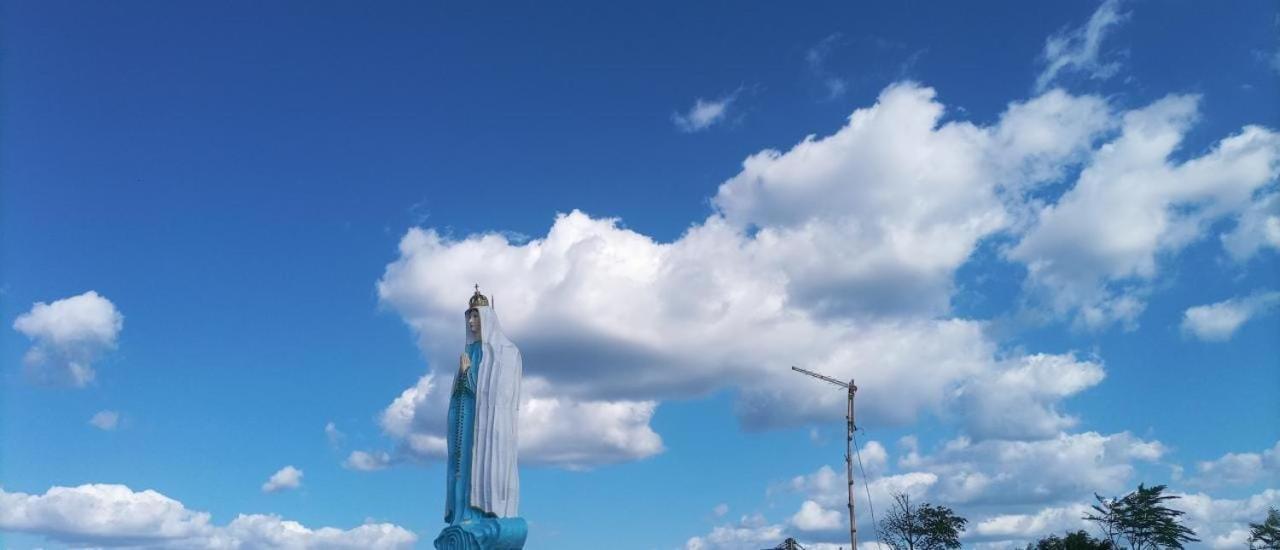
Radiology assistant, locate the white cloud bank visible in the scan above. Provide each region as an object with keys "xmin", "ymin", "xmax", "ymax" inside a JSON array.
[
  {"xmin": 260, "ymin": 466, "xmax": 303, "ymax": 493},
  {"xmin": 1181, "ymin": 291, "xmax": 1280, "ymax": 342},
  {"xmin": 0, "ymin": 484, "xmax": 416, "ymax": 549},
  {"xmin": 1189, "ymin": 440, "xmax": 1280, "ymax": 488},
  {"xmin": 1009, "ymin": 97, "xmax": 1280, "ymax": 330},
  {"xmin": 691, "ymin": 433, "xmax": 1280, "ymax": 549},
  {"xmin": 12, "ymin": 290, "xmax": 123, "ymax": 387},
  {"xmin": 374, "ymin": 79, "xmax": 1278, "ymax": 469}
]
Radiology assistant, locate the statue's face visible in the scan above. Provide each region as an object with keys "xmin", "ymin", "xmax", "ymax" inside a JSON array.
[{"xmin": 466, "ymin": 310, "xmax": 481, "ymax": 339}]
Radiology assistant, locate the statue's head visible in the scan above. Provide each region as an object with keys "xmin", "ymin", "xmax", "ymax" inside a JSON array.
[{"xmin": 466, "ymin": 286, "xmax": 489, "ymax": 340}]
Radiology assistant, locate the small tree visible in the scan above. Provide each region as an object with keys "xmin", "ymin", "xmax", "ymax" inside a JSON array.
[
  {"xmin": 1084, "ymin": 484, "xmax": 1198, "ymax": 550},
  {"xmin": 1250, "ymin": 507, "xmax": 1280, "ymax": 549},
  {"xmin": 878, "ymin": 492, "xmax": 967, "ymax": 550},
  {"xmin": 1026, "ymin": 530, "xmax": 1115, "ymax": 549}
]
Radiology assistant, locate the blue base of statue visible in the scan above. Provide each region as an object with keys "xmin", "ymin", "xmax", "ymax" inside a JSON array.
[{"xmin": 434, "ymin": 517, "xmax": 528, "ymax": 550}]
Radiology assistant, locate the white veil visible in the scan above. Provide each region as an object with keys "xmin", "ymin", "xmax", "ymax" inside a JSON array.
[{"xmin": 465, "ymin": 304, "xmax": 522, "ymax": 518}]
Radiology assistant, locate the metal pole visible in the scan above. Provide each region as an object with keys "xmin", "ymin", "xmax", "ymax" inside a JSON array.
[
  {"xmin": 846, "ymin": 381, "xmax": 857, "ymax": 550},
  {"xmin": 789, "ymin": 367, "xmax": 859, "ymax": 549}
]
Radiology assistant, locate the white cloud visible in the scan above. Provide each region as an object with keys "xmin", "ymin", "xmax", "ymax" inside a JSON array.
[
  {"xmin": 0, "ymin": 484, "xmax": 416, "ymax": 549},
  {"xmin": 1181, "ymin": 291, "xmax": 1280, "ymax": 342},
  {"xmin": 713, "ymin": 503, "xmax": 729, "ymax": 517},
  {"xmin": 1177, "ymin": 488, "xmax": 1280, "ymax": 550},
  {"xmin": 0, "ymin": 484, "xmax": 212, "ymax": 543},
  {"xmin": 1035, "ymin": 0, "xmax": 1130, "ymax": 91},
  {"xmin": 718, "ymin": 430, "xmax": 1172, "ymax": 549},
  {"xmin": 684, "ymin": 514, "xmax": 785, "ymax": 550},
  {"xmin": 344, "ymin": 450, "xmax": 393, "ymax": 472},
  {"xmin": 12, "ymin": 291, "xmax": 123, "ymax": 387},
  {"xmin": 1190, "ymin": 440, "xmax": 1280, "ymax": 488},
  {"xmin": 793, "ymin": 432, "xmax": 1162, "ymax": 510},
  {"xmin": 673, "ymin": 91, "xmax": 738, "ymax": 132},
  {"xmin": 712, "ymin": 85, "xmax": 1109, "ymax": 318},
  {"xmin": 956, "ymin": 353, "xmax": 1105, "ymax": 440},
  {"xmin": 90, "ymin": 410, "xmax": 120, "ymax": 431},
  {"xmin": 857, "ymin": 440, "xmax": 889, "ymax": 479},
  {"xmin": 375, "ymin": 81, "xmax": 1275, "ymax": 469},
  {"xmin": 261, "ymin": 466, "xmax": 303, "ymax": 493},
  {"xmin": 207, "ymin": 515, "xmax": 416, "ymax": 550},
  {"xmin": 972, "ymin": 503, "xmax": 1093, "ymax": 541},
  {"xmin": 1222, "ymin": 191, "xmax": 1280, "ymax": 260},
  {"xmin": 920, "ymin": 432, "xmax": 1164, "ymax": 505},
  {"xmin": 372, "ymin": 83, "xmax": 1135, "ymax": 469},
  {"xmin": 791, "ymin": 500, "xmax": 844, "ymax": 532},
  {"xmin": 325, "ymin": 421, "xmax": 345, "ymax": 448},
  {"xmin": 967, "ymin": 488, "xmax": 1280, "ymax": 548},
  {"xmin": 1009, "ymin": 97, "xmax": 1280, "ymax": 330}
]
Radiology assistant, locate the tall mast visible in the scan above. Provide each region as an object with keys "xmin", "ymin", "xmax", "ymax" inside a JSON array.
[{"xmin": 791, "ymin": 366, "xmax": 858, "ymax": 550}]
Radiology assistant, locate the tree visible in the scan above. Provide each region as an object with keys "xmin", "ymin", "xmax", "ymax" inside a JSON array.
[
  {"xmin": 878, "ymin": 492, "xmax": 967, "ymax": 550},
  {"xmin": 1084, "ymin": 484, "xmax": 1199, "ymax": 550},
  {"xmin": 1025, "ymin": 530, "xmax": 1116, "ymax": 550},
  {"xmin": 1250, "ymin": 507, "xmax": 1280, "ymax": 549}
]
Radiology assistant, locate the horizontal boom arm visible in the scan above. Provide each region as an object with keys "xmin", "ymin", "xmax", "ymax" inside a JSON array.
[{"xmin": 791, "ymin": 366, "xmax": 851, "ymax": 389}]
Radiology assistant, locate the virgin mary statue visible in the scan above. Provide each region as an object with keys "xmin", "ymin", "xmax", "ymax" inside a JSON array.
[{"xmin": 435, "ymin": 287, "xmax": 527, "ymax": 550}]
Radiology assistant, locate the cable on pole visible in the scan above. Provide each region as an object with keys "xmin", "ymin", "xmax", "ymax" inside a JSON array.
[{"xmin": 853, "ymin": 428, "xmax": 880, "ymax": 546}]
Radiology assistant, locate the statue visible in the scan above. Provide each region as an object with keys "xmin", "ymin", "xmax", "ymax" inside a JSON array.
[{"xmin": 435, "ymin": 286, "xmax": 528, "ymax": 550}]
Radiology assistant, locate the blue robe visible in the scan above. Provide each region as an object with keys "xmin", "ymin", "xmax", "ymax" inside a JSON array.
[
  {"xmin": 438, "ymin": 341, "xmax": 527, "ymax": 549},
  {"xmin": 445, "ymin": 341, "xmax": 482, "ymax": 524}
]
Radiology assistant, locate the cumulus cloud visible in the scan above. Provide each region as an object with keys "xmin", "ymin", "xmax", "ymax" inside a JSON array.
[
  {"xmin": 968, "ymin": 488, "xmax": 1280, "ymax": 548},
  {"xmin": 918, "ymin": 432, "xmax": 1164, "ymax": 505},
  {"xmin": 90, "ymin": 410, "xmax": 120, "ymax": 431},
  {"xmin": 971, "ymin": 503, "xmax": 1093, "ymax": 542},
  {"xmin": 1177, "ymin": 488, "xmax": 1280, "ymax": 549},
  {"xmin": 1009, "ymin": 97, "xmax": 1280, "ymax": 330},
  {"xmin": 1189, "ymin": 440, "xmax": 1280, "ymax": 488},
  {"xmin": 791, "ymin": 500, "xmax": 844, "ymax": 532},
  {"xmin": 709, "ymin": 430, "xmax": 1168, "ymax": 547},
  {"xmin": 676, "ymin": 424, "xmax": 1215, "ymax": 549},
  {"xmin": 1181, "ymin": 291, "xmax": 1280, "ymax": 342},
  {"xmin": 260, "ymin": 466, "xmax": 303, "ymax": 493},
  {"xmin": 788, "ymin": 431, "xmax": 1162, "ymax": 515},
  {"xmin": 12, "ymin": 291, "xmax": 123, "ymax": 387},
  {"xmin": 1222, "ymin": 192, "xmax": 1280, "ymax": 260},
  {"xmin": 684, "ymin": 514, "xmax": 785, "ymax": 550},
  {"xmin": 0, "ymin": 484, "xmax": 416, "ymax": 549},
  {"xmin": 673, "ymin": 90, "xmax": 739, "ymax": 132},
  {"xmin": 1034, "ymin": 0, "xmax": 1130, "ymax": 92},
  {"xmin": 374, "ymin": 80, "xmax": 1275, "ymax": 469},
  {"xmin": 373, "ymin": 83, "xmax": 1129, "ymax": 468},
  {"xmin": 344, "ymin": 450, "xmax": 394, "ymax": 472},
  {"xmin": 956, "ymin": 353, "xmax": 1105, "ymax": 440}
]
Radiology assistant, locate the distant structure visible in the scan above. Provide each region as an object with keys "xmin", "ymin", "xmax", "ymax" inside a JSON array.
[
  {"xmin": 792, "ymin": 366, "xmax": 859, "ymax": 550},
  {"xmin": 435, "ymin": 286, "xmax": 527, "ymax": 550},
  {"xmin": 766, "ymin": 538, "xmax": 807, "ymax": 550}
]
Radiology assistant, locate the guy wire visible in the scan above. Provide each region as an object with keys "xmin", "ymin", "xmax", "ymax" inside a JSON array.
[{"xmin": 852, "ymin": 428, "xmax": 881, "ymax": 545}]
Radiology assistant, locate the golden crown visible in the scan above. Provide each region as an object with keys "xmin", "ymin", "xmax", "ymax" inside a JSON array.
[{"xmin": 469, "ymin": 284, "xmax": 489, "ymax": 309}]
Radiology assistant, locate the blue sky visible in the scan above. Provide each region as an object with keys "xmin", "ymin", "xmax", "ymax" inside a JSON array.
[{"xmin": 2, "ymin": 1, "xmax": 1278, "ymax": 549}]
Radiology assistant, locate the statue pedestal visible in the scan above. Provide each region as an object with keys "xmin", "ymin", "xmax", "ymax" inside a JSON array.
[{"xmin": 434, "ymin": 517, "xmax": 528, "ymax": 550}]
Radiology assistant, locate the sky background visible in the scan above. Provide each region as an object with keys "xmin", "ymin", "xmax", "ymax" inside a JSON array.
[{"xmin": 2, "ymin": 1, "xmax": 1278, "ymax": 549}]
